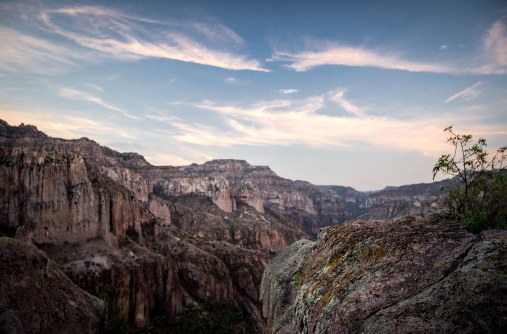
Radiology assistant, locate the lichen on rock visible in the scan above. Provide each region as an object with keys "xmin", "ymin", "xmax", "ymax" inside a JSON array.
[{"xmin": 262, "ymin": 213, "xmax": 507, "ymax": 333}]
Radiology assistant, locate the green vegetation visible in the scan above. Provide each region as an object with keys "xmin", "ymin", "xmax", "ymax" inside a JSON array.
[
  {"xmin": 99, "ymin": 288, "xmax": 129, "ymax": 334},
  {"xmin": 433, "ymin": 126, "xmax": 507, "ymax": 233}
]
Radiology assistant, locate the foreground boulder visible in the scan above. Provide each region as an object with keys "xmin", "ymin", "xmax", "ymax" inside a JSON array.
[
  {"xmin": 261, "ymin": 213, "xmax": 507, "ymax": 333},
  {"xmin": 0, "ymin": 237, "xmax": 104, "ymax": 334}
]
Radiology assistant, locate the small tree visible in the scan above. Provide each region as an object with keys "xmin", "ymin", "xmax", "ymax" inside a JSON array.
[{"xmin": 433, "ymin": 126, "xmax": 507, "ymax": 233}]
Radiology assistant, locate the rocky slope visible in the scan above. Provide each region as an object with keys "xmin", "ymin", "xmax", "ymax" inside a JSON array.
[
  {"xmin": 0, "ymin": 237, "xmax": 104, "ymax": 334},
  {"xmin": 260, "ymin": 213, "xmax": 507, "ymax": 333},
  {"xmin": 0, "ymin": 120, "xmax": 312, "ymax": 331}
]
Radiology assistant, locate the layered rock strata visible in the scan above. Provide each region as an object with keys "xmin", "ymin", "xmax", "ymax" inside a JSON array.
[
  {"xmin": 261, "ymin": 213, "xmax": 507, "ymax": 334},
  {"xmin": 0, "ymin": 237, "xmax": 104, "ymax": 334}
]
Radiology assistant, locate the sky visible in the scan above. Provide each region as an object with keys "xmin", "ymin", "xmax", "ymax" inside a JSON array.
[{"xmin": 1, "ymin": 0, "xmax": 506, "ymax": 191}]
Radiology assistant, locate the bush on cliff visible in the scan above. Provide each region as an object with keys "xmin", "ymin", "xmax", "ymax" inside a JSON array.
[{"xmin": 433, "ymin": 126, "xmax": 507, "ymax": 233}]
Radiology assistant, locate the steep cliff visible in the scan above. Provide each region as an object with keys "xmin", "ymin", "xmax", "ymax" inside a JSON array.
[
  {"xmin": 260, "ymin": 239, "xmax": 315, "ymax": 333},
  {"xmin": 0, "ymin": 145, "xmax": 270, "ymax": 329},
  {"xmin": 178, "ymin": 160, "xmax": 357, "ymax": 236},
  {"xmin": 0, "ymin": 146, "xmax": 146, "ymax": 247},
  {"xmin": 0, "ymin": 237, "xmax": 104, "ymax": 334},
  {"xmin": 153, "ymin": 176, "xmax": 236, "ymax": 213},
  {"xmin": 261, "ymin": 213, "xmax": 507, "ymax": 333}
]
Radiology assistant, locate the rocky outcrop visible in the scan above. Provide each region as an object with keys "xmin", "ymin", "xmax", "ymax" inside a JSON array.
[
  {"xmin": 235, "ymin": 181, "xmax": 265, "ymax": 213},
  {"xmin": 99, "ymin": 166, "xmax": 152, "ymax": 202},
  {"xmin": 260, "ymin": 239, "xmax": 315, "ymax": 333},
  {"xmin": 148, "ymin": 195, "xmax": 172, "ymax": 223},
  {"xmin": 0, "ymin": 146, "xmax": 146, "ymax": 247},
  {"xmin": 153, "ymin": 176, "xmax": 236, "ymax": 213},
  {"xmin": 262, "ymin": 213, "xmax": 507, "ymax": 333},
  {"xmin": 0, "ymin": 237, "xmax": 104, "ymax": 334}
]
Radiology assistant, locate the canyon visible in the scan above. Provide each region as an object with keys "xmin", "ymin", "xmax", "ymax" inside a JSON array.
[{"xmin": 0, "ymin": 119, "xmax": 462, "ymax": 333}]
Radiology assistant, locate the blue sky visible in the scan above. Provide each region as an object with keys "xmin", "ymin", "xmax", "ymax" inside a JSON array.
[{"xmin": 1, "ymin": 0, "xmax": 506, "ymax": 190}]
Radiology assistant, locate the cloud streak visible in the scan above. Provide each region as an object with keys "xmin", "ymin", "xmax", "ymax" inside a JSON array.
[
  {"xmin": 269, "ymin": 20, "xmax": 507, "ymax": 75},
  {"xmin": 329, "ymin": 90, "xmax": 362, "ymax": 116},
  {"xmin": 58, "ymin": 87, "xmax": 141, "ymax": 120},
  {"xmin": 444, "ymin": 82, "xmax": 482, "ymax": 103},
  {"xmin": 270, "ymin": 43, "xmax": 456, "ymax": 73},
  {"xmin": 38, "ymin": 6, "xmax": 268, "ymax": 72}
]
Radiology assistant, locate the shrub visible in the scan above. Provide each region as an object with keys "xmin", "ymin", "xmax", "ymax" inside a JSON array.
[{"xmin": 433, "ymin": 126, "xmax": 507, "ymax": 233}]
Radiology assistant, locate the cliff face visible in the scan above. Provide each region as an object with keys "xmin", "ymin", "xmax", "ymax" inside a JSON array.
[
  {"xmin": 261, "ymin": 213, "xmax": 507, "ymax": 334},
  {"xmin": 99, "ymin": 166, "xmax": 152, "ymax": 202},
  {"xmin": 155, "ymin": 193, "xmax": 310, "ymax": 253},
  {"xmin": 178, "ymin": 160, "xmax": 357, "ymax": 236},
  {"xmin": 0, "ymin": 237, "xmax": 104, "ymax": 334},
  {"xmin": 260, "ymin": 239, "xmax": 315, "ymax": 333},
  {"xmin": 0, "ymin": 121, "xmax": 313, "ymax": 331},
  {"xmin": 0, "ymin": 145, "xmax": 266, "ymax": 329},
  {"xmin": 153, "ymin": 176, "xmax": 236, "ymax": 212},
  {"xmin": 0, "ymin": 146, "xmax": 146, "ymax": 247}
]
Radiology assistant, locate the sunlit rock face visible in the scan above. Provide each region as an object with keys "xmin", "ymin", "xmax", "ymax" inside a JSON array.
[
  {"xmin": 235, "ymin": 181, "xmax": 265, "ymax": 213},
  {"xmin": 153, "ymin": 175, "xmax": 236, "ymax": 212},
  {"xmin": 262, "ymin": 213, "xmax": 507, "ymax": 334},
  {"xmin": 177, "ymin": 159, "xmax": 356, "ymax": 236},
  {"xmin": 99, "ymin": 166, "xmax": 152, "ymax": 202},
  {"xmin": 148, "ymin": 195, "xmax": 172, "ymax": 223},
  {"xmin": 0, "ymin": 146, "xmax": 145, "ymax": 246},
  {"xmin": 0, "ymin": 237, "xmax": 104, "ymax": 334}
]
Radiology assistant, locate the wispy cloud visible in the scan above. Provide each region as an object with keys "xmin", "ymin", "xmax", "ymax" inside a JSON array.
[
  {"xmin": 440, "ymin": 45, "xmax": 448, "ymax": 50},
  {"xmin": 269, "ymin": 19, "xmax": 507, "ymax": 75},
  {"xmin": 36, "ymin": 6, "xmax": 268, "ymax": 72},
  {"xmin": 329, "ymin": 90, "xmax": 362, "ymax": 116},
  {"xmin": 279, "ymin": 89, "xmax": 298, "ymax": 94},
  {"xmin": 0, "ymin": 26, "xmax": 90, "ymax": 74},
  {"xmin": 146, "ymin": 114, "xmax": 181, "ymax": 122},
  {"xmin": 84, "ymin": 83, "xmax": 104, "ymax": 91},
  {"xmin": 166, "ymin": 91, "xmax": 506, "ymax": 156},
  {"xmin": 444, "ymin": 81, "xmax": 482, "ymax": 103},
  {"xmin": 483, "ymin": 20, "xmax": 507, "ymax": 68},
  {"xmin": 269, "ymin": 41, "xmax": 456, "ymax": 73},
  {"xmin": 225, "ymin": 77, "xmax": 236, "ymax": 83},
  {"xmin": 58, "ymin": 87, "xmax": 123, "ymax": 111},
  {"xmin": 58, "ymin": 87, "xmax": 142, "ymax": 120},
  {"xmin": 0, "ymin": 108, "xmax": 136, "ymax": 139}
]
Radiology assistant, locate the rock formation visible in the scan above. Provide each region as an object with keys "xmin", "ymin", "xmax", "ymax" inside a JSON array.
[
  {"xmin": 260, "ymin": 239, "xmax": 315, "ymax": 333},
  {"xmin": 0, "ymin": 237, "xmax": 104, "ymax": 334},
  {"xmin": 260, "ymin": 213, "xmax": 507, "ymax": 333},
  {"xmin": 153, "ymin": 176, "xmax": 236, "ymax": 212},
  {"xmin": 0, "ymin": 119, "xmax": 312, "ymax": 331},
  {"xmin": 178, "ymin": 160, "xmax": 357, "ymax": 236}
]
